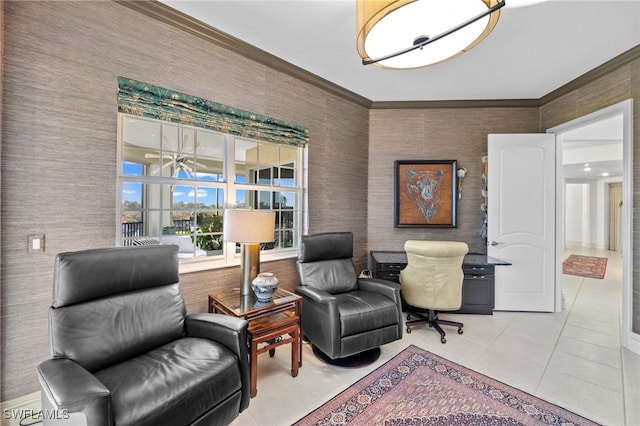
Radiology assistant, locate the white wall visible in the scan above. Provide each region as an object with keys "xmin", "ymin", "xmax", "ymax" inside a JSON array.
[
  {"xmin": 564, "ymin": 177, "xmax": 623, "ymax": 250},
  {"xmin": 565, "ymin": 183, "xmax": 589, "ymax": 248}
]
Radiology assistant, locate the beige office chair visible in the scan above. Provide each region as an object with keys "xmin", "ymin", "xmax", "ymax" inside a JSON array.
[{"xmin": 400, "ymin": 240, "xmax": 469, "ymax": 344}]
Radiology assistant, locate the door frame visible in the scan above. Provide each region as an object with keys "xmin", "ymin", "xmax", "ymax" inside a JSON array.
[
  {"xmin": 547, "ymin": 99, "xmax": 637, "ymax": 353},
  {"xmin": 609, "ymin": 182, "xmax": 623, "ymax": 252}
]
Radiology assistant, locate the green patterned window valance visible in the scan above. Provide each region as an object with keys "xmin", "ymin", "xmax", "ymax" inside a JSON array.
[{"xmin": 117, "ymin": 77, "xmax": 308, "ymax": 147}]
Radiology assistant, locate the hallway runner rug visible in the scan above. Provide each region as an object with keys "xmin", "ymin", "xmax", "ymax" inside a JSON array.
[
  {"xmin": 562, "ymin": 255, "xmax": 608, "ymax": 279},
  {"xmin": 293, "ymin": 345, "xmax": 599, "ymax": 426}
]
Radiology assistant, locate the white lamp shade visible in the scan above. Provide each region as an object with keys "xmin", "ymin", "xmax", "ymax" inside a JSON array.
[{"xmin": 223, "ymin": 209, "xmax": 276, "ymax": 243}]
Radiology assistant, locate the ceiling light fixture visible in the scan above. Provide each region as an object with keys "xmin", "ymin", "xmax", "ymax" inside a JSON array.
[
  {"xmin": 507, "ymin": 0, "xmax": 549, "ymax": 8},
  {"xmin": 356, "ymin": 0, "xmax": 506, "ymax": 69}
]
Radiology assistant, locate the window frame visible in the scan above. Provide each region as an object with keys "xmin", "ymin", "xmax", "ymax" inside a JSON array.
[{"xmin": 116, "ymin": 113, "xmax": 308, "ymax": 274}]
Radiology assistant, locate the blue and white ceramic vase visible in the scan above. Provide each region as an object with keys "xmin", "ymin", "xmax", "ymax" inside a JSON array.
[{"xmin": 251, "ymin": 272, "xmax": 279, "ymax": 302}]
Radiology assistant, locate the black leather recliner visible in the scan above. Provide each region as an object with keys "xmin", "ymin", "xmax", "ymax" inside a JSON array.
[
  {"xmin": 295, "ymin": 232, "xmax": 403, "ymax": 361},
  {"xmin": 37, "ymin": 245, "xmax": 250, "ymax": 426}
]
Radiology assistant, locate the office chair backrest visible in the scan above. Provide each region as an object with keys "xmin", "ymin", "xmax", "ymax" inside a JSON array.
[
  {"xmin": 296, "ymin": 232, "xmax": 358, "ymax": 294},
  {"xmin": 400, "ymin": 240, "xmax": 468, "ymax": 310},
  {"xmin": 49, "ymin": 245, "xmax": 185, "ymax": 372}
]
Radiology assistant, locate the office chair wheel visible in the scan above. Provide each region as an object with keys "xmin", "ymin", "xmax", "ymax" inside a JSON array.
[
  {"xmin": 458, "ymin": 328, "xmax": 463, "ymax": 335},
  {"xmin": 406, "ymin": 314, "xmax": 411, "ymax": 321},
  {"xmin": 440, "ymin": 337, "xmax": 446, "ymax": 344},
  {"xmin": 406, "ymin": 327, "xmax": 412, "ymax": 334}
]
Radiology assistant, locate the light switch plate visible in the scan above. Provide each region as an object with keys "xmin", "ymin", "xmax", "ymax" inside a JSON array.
[{"xmin": 28, "ymin": 234, "xmax": 45, "ymax": 253}]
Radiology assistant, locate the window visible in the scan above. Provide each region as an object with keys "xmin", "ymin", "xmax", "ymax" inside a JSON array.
[{"xmin": 118, "ymin": 114, "xmax": 306, "ymax": 272}]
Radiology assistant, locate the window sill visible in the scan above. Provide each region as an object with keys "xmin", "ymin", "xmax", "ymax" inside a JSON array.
[{"xmin": 178, "ymin": 248, "xmax": 299, "ymax": 275}]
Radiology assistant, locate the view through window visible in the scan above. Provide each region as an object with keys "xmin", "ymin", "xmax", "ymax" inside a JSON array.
[{"xmin": 118, "ymin": 114, "xmax": 305, "ymax": 269}]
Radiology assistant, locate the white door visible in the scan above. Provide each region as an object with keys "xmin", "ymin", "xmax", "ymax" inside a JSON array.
[{"xmin": 488, "ymin": 134, "xmax": 556, "ymax": 312}]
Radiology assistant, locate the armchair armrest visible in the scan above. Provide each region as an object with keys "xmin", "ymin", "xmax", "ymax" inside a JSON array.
[
  {"xmin": 358, "ymin": 278, "xmax": 401, "ymax": 303},
  {"xmin": 294, "ymin": 286, "xmax": 337, "ymax": 304},
  {"xmin": 185, "ymin": 313, "xmax": 248, "ymax": 352},
  {"xmin": 295, "ymin": 286, "xmax": 342, "ymax": 357},
  {"xmin": 358, "ymin": 278, "xmax": 403, "ymax": 337},
  {"xmin": 37, "ymin": 358, "xmax": 110, "ymax": 426},
  {"xmin": 185, "ymin": 313, "xmax": 250, "ymax": 412}
]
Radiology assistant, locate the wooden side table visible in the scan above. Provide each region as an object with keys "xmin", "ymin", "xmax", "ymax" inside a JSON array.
[{"xmin": 208, "ymin": 287, "xmax": 302, "ymax": 398}]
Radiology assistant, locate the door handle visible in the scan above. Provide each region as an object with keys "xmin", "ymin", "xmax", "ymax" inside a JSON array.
[{"xmin": 489, "ymin": 241, "xmax": 503, "ymax": 246}]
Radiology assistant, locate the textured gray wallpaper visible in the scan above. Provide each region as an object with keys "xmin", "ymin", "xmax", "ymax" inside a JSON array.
[
  {"xmin": 1, "ymin": 0, "xmax": 638, "ymax": 403},
  {"xmin": 0, "ymin": 0, "xmax": 368, "ymax": 400},
  {"xmin": 367, "ymin": 107, "xmax": 541, "ymax": 254}
]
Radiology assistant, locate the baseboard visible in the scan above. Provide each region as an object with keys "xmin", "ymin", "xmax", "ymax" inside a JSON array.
[
  {"xmin": 1, "ymin": 391, "xmax": 41, "ymax": 426},
  {"xmin": 2, "ymin": 391, "xmax": 41, "ymax": 411},
  {"xmin": 623, "ymin": 330, "xmax": 640, "ymax": 355},
  {"xmin": 563, "ymin": 241, "xmax": 609, "ymax": 251},
  {"xmin": 563, "ymin": 241, "xmax": 586, "ymax": 251}
]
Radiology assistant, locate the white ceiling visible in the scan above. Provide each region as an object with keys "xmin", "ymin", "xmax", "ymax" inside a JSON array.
[
  {"xmin": 561, "ymin": 114, "xmax": 624, "ymax": 179},
  {"xmin": 160, "ymin": 0, "xmax": 640, "ymax": 102},
  {"xmin": 157, "ymin": 0, "xmax": 630, "ymax": 180}
]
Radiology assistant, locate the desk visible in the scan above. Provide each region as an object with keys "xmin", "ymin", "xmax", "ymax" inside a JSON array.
[
  {"xmin": 208, "ymin": 288, "xmax": 302, "ymax": 397},
  {"xmin": 370, "ymin": 251, "xmax": 511, "ymax": 315}
]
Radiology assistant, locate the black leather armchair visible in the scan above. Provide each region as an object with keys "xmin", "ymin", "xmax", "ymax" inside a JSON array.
[
  {"xmin": 295, "ymin": 232, "xmax": 403, "ymax": 361},
  {"xmin": 37, "ymin": 245, "xmax": 250, "ymax": 426}
]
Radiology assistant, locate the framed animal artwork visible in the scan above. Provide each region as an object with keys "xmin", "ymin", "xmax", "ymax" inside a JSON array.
[{"xmin": 394, "ymin": 160, "xmax": 457, "ymax": 228}]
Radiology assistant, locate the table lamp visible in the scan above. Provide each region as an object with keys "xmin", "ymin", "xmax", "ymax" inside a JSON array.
[{"xmin": 223, "ymin": 209, "xmax": 276, "ymax": 296}]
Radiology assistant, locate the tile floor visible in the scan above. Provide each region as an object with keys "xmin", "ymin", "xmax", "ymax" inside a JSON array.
[{"xmin": 234, "ymin": 248, "xmax": 640, "ymax": 426}]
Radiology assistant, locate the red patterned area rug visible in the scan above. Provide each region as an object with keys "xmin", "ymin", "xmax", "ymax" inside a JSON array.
[
  {"xmin": 293, "ymin": 345, "xmax": 599, "ymax": 426},
  {"xmin": 562, "ymin": 255, "xmax": 608, "ymax": 279}
]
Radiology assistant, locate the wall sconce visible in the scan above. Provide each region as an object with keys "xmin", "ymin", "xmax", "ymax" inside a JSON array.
[
  {"xmin": 223, "ymin": 209, "xmax": 276, "ymax": 296},
  {"xmin": 457, "ymin": 167, "xmax": 468, "ymax": 199}
]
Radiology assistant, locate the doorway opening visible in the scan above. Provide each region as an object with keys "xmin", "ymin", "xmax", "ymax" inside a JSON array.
[
  {"xmin": 549, "ymin": 99, "xmax": 636, "ymax": 353},
  {"xmin": 560, "ymin": 113, "xmax": 623, "ymax": 252}
]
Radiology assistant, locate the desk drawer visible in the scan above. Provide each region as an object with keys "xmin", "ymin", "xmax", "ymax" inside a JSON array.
[
  {"xmin": 454, "ymin": 275, "xmax": 495, "ymax": 314},
  {"xmin": 378, "ymin": 271, "xmax": 401, "ymax": 283},
  {"xmin": 378, "ymin": 263, "xmax": 405, "ymax": 272},
  {"xmin": 463, "ymin": 265, "xmax": 494, "ymax": 275}
]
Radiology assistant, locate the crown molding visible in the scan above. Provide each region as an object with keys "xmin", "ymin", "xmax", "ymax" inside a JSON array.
[
  {"xmin": 540, "ymin": 44, "xmax": 640, "ymax": 106},
  {"xmin": 117, "ymin": 0, "xmax": 372, "ymax": 109},
  {"xmin": 373, "ymin": 44, "xmax": 640, "ymax": 109},
  {"xmin": 369, "ymin": 99, "xmax": 540, "ymax": 109},
  {"xmin": 119, "ymin": 1, "xmax": 639, "ymax": 111}
]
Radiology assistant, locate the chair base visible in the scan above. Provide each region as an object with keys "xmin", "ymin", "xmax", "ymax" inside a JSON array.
[
  {"xmin": 405, "ymin": 310, "xmax": 463, "ymax": 344},
  {"xmin": 311, "ymin": 345, "xmax": 381, "ymax": 368}
]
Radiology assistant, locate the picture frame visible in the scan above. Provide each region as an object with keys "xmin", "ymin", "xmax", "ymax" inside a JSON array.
[{"xmin": 394, "ymin": 160, "xmax": 457, "ymax": 228}]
